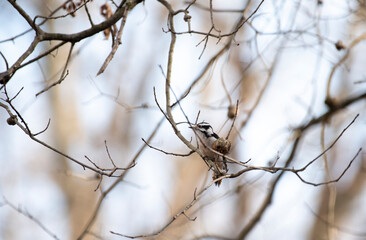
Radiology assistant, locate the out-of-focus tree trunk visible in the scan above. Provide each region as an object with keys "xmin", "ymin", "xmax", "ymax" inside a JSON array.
[
  {"xmin": 309, "ymin": 158, "xmax": 366, "ymax": 240},
  {"xmin": 231, "ymin": 69, "xmax": 259, "ymax": 233},
  {"xmin": 309, "ymin": 5, "xmax": 366, "ymax": 238},
  {"xmin": 42, "ymin": 3, "xmax": 99, "ymax": 239},
  {"xmin": 47, "ymin": 78, "xmax": 99, "ymax": 239}
]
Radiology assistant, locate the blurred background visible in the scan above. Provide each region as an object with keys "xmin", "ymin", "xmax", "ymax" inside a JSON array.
[{"xmin": 0, "ymin": 0, "xmax": 365, "ymax": 239}]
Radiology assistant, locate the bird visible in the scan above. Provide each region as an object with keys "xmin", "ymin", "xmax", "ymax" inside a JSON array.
[{"xmin": 190, "ymin": 122, "xmax": 230, "ymax": 186}]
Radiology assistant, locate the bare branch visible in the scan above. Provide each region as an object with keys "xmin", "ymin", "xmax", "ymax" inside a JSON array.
[
  {"xmin": 20, "ymin": 41, "xmax": 67, "ymax": 70},
  {"xmin": 165, "ymin": 0, "xmax": 265, "ymax": 40},
  {"xmin": 111, "ymin": 179, "xmax": 218, "ymax": 239},
  {"xmin": 0, "ymin": 36, "xmax": 40, "ymax": 85},
  {"xmin": 225, "ymin": 100, "xmax": 239, "ymax": 139},
  {"xmin": 0, "ymin": 100, "xmax": 124, "ymax": 176},
  {"xmin": 295, "ymin": 148, "xmax": 362, "ymax": 187},
  {"xmin": 97, "ymin": 6, "xmax": 129, "ymax": 76},
  {"xmin": 0, "ymin": 51, "xmax": 9, "ymax": 70},
  {"xmin": 325, "ymin": 33, "xmax": 366, "ymax": 107},
  {"xmin": 36, "ymin": 43, "xmax": 75, "ymax": 96},
  {"xmin": 7, "ymin": 0, "xmax": 40, "ymax": 31},
  {"xmin": 142, "ymin": 138, "xmax": 194, "ymax": 157},
  {"xmin": 32, "ymin": 118, "xmax": 51, "ymax": 137},
  {"xmin": 77, "ymin": 118, "xmax": 166, "ymax": 239},
  {"xmin": 104, "ymin": 140, "xmax": 117, "ymax": 168},
  {"xmin": 298, "ymin": 114, "xmax": 359, "ymax": 171}
]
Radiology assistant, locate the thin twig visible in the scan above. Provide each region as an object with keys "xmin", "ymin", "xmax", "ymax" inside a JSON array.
[
  {"xmin": 142, "ymin": 138, "xmax": 195, "ymax": 157},
  {"xmin": 298, "ymin": 114, "xmax": 359, "ymax": 171},
  {"xmin": 294, "ymin": 148, "xmax": 362, "ymax": 186},
  {"xmin": 0, "ymin": 51, "xmax": 9, "ymax": 70},
  {"xmin": 325, "ymin": 33, "xmax": 366, "ymax": 106},
  {"xmin": 97, "ymin": 6, "xmax": 129, "ymax": 76},
  {"xmin": 226, "ymin": 100, "xmax": 239, "ymax": 139},
  {"xmin": 111, "ymin": 177, "xmax": 218, "ymax": 239},
  {"xmin": 197, "ymin": 26, "xmax": 214, "ymax": 59},
  {"xmin": 20, "ymin": 41, "xmax": 67, "ymax": 69},
  {"xmin": 33, "ymin": 118, "xmax": 51, "ymax": 137},
  {"xmin": 76, "ymin": 117, "xmax": 165, "ymax": 239},
  {"xmin": 0, "ymin": 101, "xmax": 123, "ymax": 176},
  {"xmin": 36, "ymin": 43, "xmax": 74, "ymax": 96},
  {"xmin": 209, "ymin": 0, "xmax": 221, "ymax": 33},
  {"xmin": 0, "ymin": 36, "xmax": 40, "ymax": 85},
  {"xmin": 0, "ymin": 0, "xmax": 72, "ymax": 43},
  {"xmin": 104, "ymin": 140, "xmax": 117, "ymax": 167},
  {"xmin": 185, "ymin": 1, "xmax": 245, "ymax": 13},
  {"xmin": 3, "ymin": 85, "xmax": 32, "ymax": 135},
  {"xmin": 166, "ymin": 0, "xmax": 265, "ymax": 40},
  {"xmin": 35, "ymin": 0, "xmax": 92, "ymax": 21},
  {"xmin": 83, "ymin": 1, "xmax": 94, "ymax": 27},
  {"xmin": 1, "ymin": 197, "xmax": 60, "ymax": 240}
]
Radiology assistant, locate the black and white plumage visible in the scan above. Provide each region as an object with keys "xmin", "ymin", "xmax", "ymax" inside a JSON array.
[{"xmin": 190, "ymin": 122, "xmax": 228, "ymax": 186}]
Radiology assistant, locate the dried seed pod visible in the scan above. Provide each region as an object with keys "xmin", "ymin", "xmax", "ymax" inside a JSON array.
[
  {"xmin": 335, "ymin": 40, "xmax": 346, "ymax": 51},
  {"xmin": 100, "ymin": 3, "xmax": 112, "ymax": 18},
  {"xmin": 7, "ymin": 116, "xmax": 17, "ymax": 125},
  {"xmin": 184, "ymin": 13, "xmax": 192, "ymax": 22},
  {"xmin": 227, "ymin": 105, "xmax": 237, "ymax": 119},
  {"xmin": 212, "ymin": 137, "xmax": 231, "ymax": 155}
]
